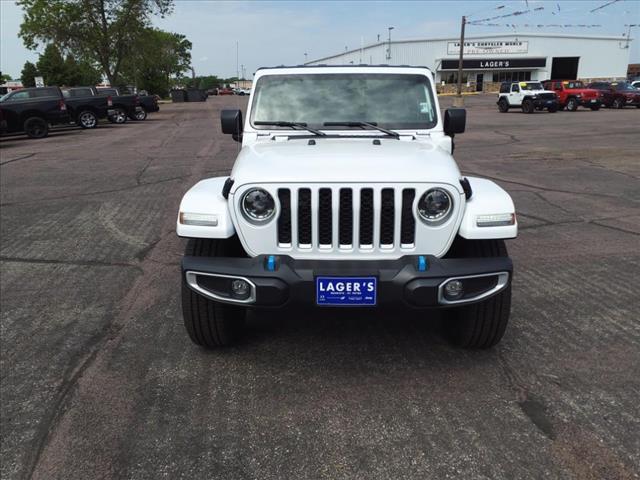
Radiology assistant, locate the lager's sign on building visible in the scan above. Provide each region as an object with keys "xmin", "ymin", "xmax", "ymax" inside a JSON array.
[
  {"xmin": 440, "ymin": 58, "xmax": 546, "ymax": 70},
  {"xmin": 447, "ymin": 40, "xmax": 529, "ymax": 55}
]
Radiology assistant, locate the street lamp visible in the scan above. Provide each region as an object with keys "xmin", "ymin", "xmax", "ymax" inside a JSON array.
[{"xmin": 387, "ymin": 26, "xmax": 394, "ymax": 60}]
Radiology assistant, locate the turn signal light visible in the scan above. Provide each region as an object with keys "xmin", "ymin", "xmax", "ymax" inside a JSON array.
[
  {"xmin": 179, "ymin": 212, "xmax": 218, "ymax": 226},
  {"xmin": 476, "ymin": 213, "xmax": 515, "ymax": 227}
]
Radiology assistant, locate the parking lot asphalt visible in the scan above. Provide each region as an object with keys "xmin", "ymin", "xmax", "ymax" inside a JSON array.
[{"xmin": 1, "ymin": 95, "xmax": 639, "ymax": 480}]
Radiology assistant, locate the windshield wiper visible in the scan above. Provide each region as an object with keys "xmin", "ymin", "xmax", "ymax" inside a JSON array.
[
  {"xmin": 323, "ymin": 121, "xmax": 400, "ymax": 139},
  {"xmin": 254, "ymin": 121, "xmax": 326, "ymax": 136}
]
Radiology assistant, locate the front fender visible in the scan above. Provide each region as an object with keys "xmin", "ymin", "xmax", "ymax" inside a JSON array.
[
  {"xmin": 176, "ymin": 177, "xmax": 236, "ymax": 239},
  {"xmin": 459, "ymin": 177, "xmax": 517, "ymax": 240}
]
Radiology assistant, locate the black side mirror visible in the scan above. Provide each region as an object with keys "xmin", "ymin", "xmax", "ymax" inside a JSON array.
[
  {"xmin": 221, "ymin": 109, "xmax": 243, "ymax": 142},
  {"xmin": 444, "ymin": 108, "xmax": 466, "ymax": 136}
]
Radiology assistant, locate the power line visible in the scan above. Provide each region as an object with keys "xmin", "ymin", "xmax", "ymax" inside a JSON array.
[{"xmin": 590, "ymin": 0, "xmax": 621, "ymax": 13}]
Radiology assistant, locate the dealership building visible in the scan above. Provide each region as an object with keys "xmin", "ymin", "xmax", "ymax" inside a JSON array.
[{"xmin": 306, "ymin": 33, "xmax": 632, "ymax": 92}]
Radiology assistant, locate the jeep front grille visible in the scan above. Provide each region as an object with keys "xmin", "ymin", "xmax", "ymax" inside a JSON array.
[{"xmin": 277, "ymin": 186, "xmax": 416, "ymax": 249}]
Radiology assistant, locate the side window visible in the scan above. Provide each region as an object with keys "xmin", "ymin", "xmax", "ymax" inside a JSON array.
[
  {"xmin": 7, "ymin": 91, "xmax": 31, "ymax": 101},
  {"xmin": 511, "ymin": 84, "xmax": 519, "ymax": 93},
  {"xmin": 32, "ymin": 88, "xmax": 58, "ymax": 98}
]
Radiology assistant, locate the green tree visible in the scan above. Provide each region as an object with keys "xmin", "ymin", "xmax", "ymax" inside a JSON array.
[
  {"xmin": 18, "ymin": 0, "xmax": 173, "ymax": 85},
  {"xmin": 36, "ymin": 44, "xmax": 67, "ymax": 86},
  {"xmin": 120, "ymin": 28, "xmax": 191, "ymax": 96},
  {"xmin": 63, "ymin": 55, "xmax": 103, "ymax": 86},
  {"xmin": 20, "ymin": 61, "xmax": 40, "ymax": 87},
  {"xmin": 0, "ymin": 73, "xmax": 12, "ymax": 83}
]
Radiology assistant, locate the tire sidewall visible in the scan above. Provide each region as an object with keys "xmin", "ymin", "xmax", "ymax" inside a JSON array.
[
  {"xmin": 78, "ymin": 110, "xmax": 98, "ymax": 129},
  {"xmin": 23, "ymin": 117, "xmax": 49, "ymax": 139}
]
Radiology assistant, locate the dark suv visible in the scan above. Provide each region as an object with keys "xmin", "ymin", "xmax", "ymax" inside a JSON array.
[{"xmin": 0, "ymin": 87, "xmax": 70, "ymax": 138}]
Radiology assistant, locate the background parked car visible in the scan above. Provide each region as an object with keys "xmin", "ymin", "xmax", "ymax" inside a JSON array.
[
  {"xmin": 542, "ymin": 80, "xmax": 601, "ymax": 111},
  {"xmin": 0, "ymin": 86, "xmax": 69, "ymax": 138},
  {"xmin": 217, "ymin": 87, "xmax": 234, "ymax": 96},
  {"xmin": 631, "ymin": 80, "xmax": 640, "ymax": 90},
  {"xmin": 96, "ymin": 87, "xmax": 143, "ymax": 122},
  {"xmin": 234, "ymin": 87, "xmax": 251, "ymax": 96},
  {"xmin": 587, "ymin": 81, "xmax": 640, "ymax": 108},
  {"xmin": 62, "ymin": 86, "xmax": 115, "ymax": 129}
]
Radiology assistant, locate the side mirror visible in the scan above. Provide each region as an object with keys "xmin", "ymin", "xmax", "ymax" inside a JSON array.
[
  {"xmin": 444, "ymin": 108, "xmax": 466, "ymax": 136},
  {"xmin": 221, "ymin": 109, "xmax": 243, "ymax": 142}
]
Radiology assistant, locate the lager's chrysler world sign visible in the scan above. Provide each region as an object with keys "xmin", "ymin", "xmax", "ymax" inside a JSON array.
[{"xmin": 447, "ymin": 40, "xmax": 529, "ymax": 55}]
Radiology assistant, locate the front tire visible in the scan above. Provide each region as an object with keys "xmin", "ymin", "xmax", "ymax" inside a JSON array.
[
  {"xmin": 521, "ymin": 99, "xmax": 534, "ymax": 114},
  {"xmin": 566, "ymin": 97, "xmax": 578, "ymax": 111},
  {"xmin": 23, "ymin": 116, "xmax": 49, "ymax": 138},
  {"xmin": 612, "ymin": 97, "xmax": 625, "ymax": 109},
  {"xmin": 590, "ymin": 104, "xmax": 600, "ymax": 111},
  {"xmin": 443, "ymin": 238, "xmax": 512, "ymax": 349},
  {"xmin": 77, "ymin": 110, "xmax": 98, "ymax": 129},
  {"xmin": 109, "ymin": 107, "xmax": 127, "ymax": 124},
  {"xmin": 497, "ymin": 98, "xmax": 509, "ymax": 113},
  {"xmin": 548, "ymin": 104, "xmax": 558, "ymax": 113},
  {"xmin": 132, "ymin": 108, "xmax": 147, "ymax": 121},
  {"xmin": 182, "ymin": 237, "xmax": 247, "ymax": 348}
]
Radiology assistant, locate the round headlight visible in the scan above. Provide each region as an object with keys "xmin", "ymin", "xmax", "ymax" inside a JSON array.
[
  {"xmin": 242, "ymin": 188, "xmax": 275, "ymax": 222},
  {"xmin": 417, "ymin": 188, "xmax": 453, "ymax": 224}
]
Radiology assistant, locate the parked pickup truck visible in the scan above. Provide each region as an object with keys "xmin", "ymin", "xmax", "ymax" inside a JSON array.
[
  {"xmin": 587, "ymin": 81, "xmax": 640, "ymax": 109},
  {"xmin": 177, "ymin": 65, "xmax": 517, "ymax": 350},
  {"xmin": 0, "ymin": 86, "xmax": 70, "ymax": 138},
  {"xmin": 62, "ymin": 86, "xmax": 115, "ymax": 129},
  {"xmin": 542, "ymin": 80, "xmax": 601, "ymax": 111},
  {"xmin": 96, "ymin": 87, "xmax": 143, "ymax": 123},
  {"xmin": 137, "ymin": 92, "xmax": 160, "ymax": 119}
]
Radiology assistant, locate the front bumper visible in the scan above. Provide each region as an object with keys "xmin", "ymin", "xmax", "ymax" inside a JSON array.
[
  {"xmin": 182, "ymin": 255, "xmax": 512, "ymax": 309},
  {"xmin": 577, "ymin": 98, "xmax": 601, "ymax": 107},
  {"xmin": 533, "ymin": 98, "xmax": 558, "ymax": 108}
]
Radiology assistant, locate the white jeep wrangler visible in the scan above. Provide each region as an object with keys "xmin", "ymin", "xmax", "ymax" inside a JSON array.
[
  {"xmin": 177, "ymin": 66, "xmax": 517, "ymax": 349},
  {"xmin": 497, "ymin": 81, "xmax": 559, "ymax": 113}
]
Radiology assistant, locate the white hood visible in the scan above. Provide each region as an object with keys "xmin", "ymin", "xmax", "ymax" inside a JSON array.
[{"xmin": 230, "ymin": 137, "xmax": 462, "ymax": 190}]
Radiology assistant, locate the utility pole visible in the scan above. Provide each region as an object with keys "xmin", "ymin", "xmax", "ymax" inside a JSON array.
[
  {"xmin": 454, "ymin": 16, "xmax": 466, "ymax": 107},
  {"xmin": 236, "ymin": 41, "xmax": 239, "ymax": 80},
  {"xmin": 386, "ymin": 26, "xmax": 394, "ymax": 60}
]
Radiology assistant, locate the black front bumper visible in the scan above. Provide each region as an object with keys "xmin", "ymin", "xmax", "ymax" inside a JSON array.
[
  {"xmin": 577, "ymin": 98, "xmax": 601, "ymax": 107},
  {"xmin": 533, "ymin": 98, "xmax": 558, "ymax": 109},
  {"xmin": 182, "ymin": 255, "xmax": 512, "ymax": 309}
]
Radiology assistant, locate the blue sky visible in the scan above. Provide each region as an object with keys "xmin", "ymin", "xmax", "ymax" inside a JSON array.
[{"xmin": 1, "ymin": 0, "xmax": 638, "ymax": 79}]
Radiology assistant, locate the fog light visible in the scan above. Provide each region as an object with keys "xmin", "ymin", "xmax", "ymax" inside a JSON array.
[
  {"xmin": 231, "ymin": 279, "xmax": 251, "ymax": 299},
  {"xmin": 444, "ymin": 280, "xmax": 464, "ymax": 300}
]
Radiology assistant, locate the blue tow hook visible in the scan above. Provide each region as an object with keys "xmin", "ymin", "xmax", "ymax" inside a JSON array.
[
  {"xmin": 417, "ymin": 255, "xmax": 428, "ymax": 272},
  {"xmin": 266, "ymin": 255, "xmax": 277, "ymax": 271}
]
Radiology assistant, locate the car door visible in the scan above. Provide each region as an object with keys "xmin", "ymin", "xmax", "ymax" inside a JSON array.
[{"xmin": 509, "ymin": 83, "xmax": 521, "ymax": 106}]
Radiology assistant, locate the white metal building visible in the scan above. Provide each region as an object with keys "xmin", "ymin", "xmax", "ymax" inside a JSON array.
[{"xmin": 306, "ymin": 33, "xmax": 632, "ymax": 90}]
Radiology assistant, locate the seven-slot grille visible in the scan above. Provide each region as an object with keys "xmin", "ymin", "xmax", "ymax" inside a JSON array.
[{"xmin": 276, "ymin": 187, "xmax": 416, "ymax": 250}]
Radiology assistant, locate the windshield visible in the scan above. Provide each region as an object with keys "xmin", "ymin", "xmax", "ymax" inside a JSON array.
[
  {"xmin": 521, "ymin": 82, "xmax": 544, "ymax": 91},
  {"xmin": 250, "ymin": 73, "xmax": 437, "ymax": 130},
  {"xmin": 0, "ymin": 92, "xmax": 10, "ymax": 102},
  {"xmin": 613, "ymin": 82, "xmax": 635, "ymax": 91}
]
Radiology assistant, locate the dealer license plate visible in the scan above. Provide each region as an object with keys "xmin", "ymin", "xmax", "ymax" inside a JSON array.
[{"xmin": 316, "ymin": 276, "xmax": 377, "ymax": 306}]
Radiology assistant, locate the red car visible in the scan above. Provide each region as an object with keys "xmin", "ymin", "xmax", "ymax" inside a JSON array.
[
  {"xmin": 587, "ymin": 81, "xmax": 640, "ymax": 109},
  {"xmin": 217, "ymin": 87, "xmax": 234, "ymax": 96},
  {"xmin": 543, "ymin": 80, "xmax": 601, "ymax": 111}
]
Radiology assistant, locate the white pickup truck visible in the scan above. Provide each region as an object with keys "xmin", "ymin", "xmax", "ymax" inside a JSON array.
[{"xmin": 177, "ymin": 66, "xmax": 517, "ymax": 349}]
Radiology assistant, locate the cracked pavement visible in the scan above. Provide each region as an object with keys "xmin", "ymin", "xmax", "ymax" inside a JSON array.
[{"xmin": 1, "ymin": 95, "xmax": 639, "ymax": 479}]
